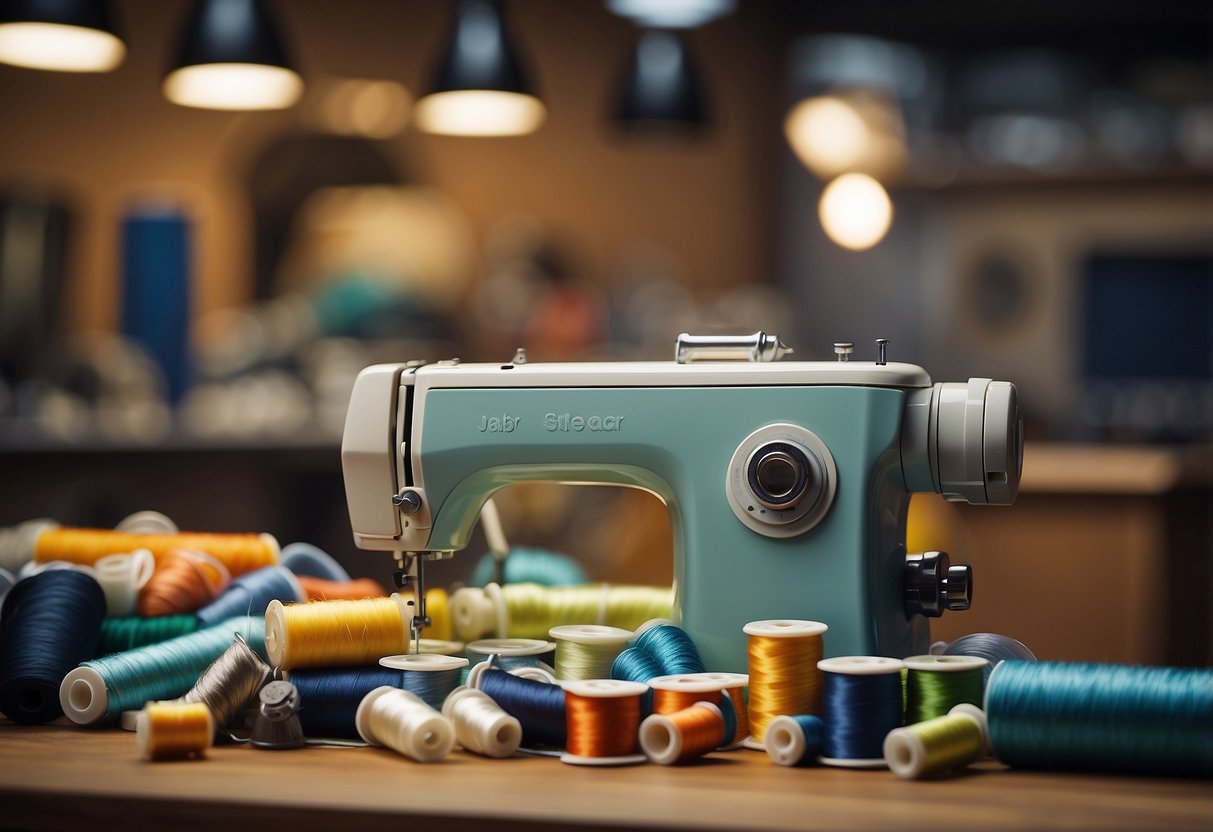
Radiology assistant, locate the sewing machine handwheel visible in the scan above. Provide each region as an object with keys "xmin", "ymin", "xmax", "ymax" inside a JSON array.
[{"xmin": 904, "ymin": 551, "xmax": 972, "ymax": 618}]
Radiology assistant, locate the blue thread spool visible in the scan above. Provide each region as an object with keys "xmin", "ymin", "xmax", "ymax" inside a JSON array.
[
  {"xmin": 279, "ymin": 543, "xmax": 350, "ymax": 582},
  {"xmin": 765, "ymin": 714, "xmax": 825, "ymax": 767},
  {"xmin": 59, "ymin": 615, "xmax": 265, "ymax": 726},
  {"xmin": 196, "ymin": 566, "xmax": 304, "ymax": 627},
  {"xmin": 985, "ymin": 660, "xmax": 1213, "ymax": 778},
  {"xmin": 611, "ymin": 647, "xmax": 664, "ymax": 683},
  {"xmin": 379, "ymin": 653, "xmax": 468, "ymax": 710},
  {"xmin": 465, "ymin": 639, "xmax": 556, "ymax": 675},
  {"xmin": 475, "ymin": 667, "xmax": 567, "ymax": 748},
  {"xmin": 940, "ymin": 633, "xmax": 1036, "ymax": 680},
  {"xmin": 818, "ymin": 656, "xmax": 905, "ymax": 768},
  {"xmin": 288, "ymin": 667, "xmax": 404, "ymax": 739},
  {"xmin": 0, "ymin": 570, "xmax": 107, "ymax": 724},
  {"xmin": 631, "ymin": 619, "xmax": 705, "ymax": 675}
]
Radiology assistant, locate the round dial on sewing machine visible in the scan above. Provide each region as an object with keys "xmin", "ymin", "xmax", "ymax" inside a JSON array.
[{"xmin": 726, "ymin": 425, "xmax": 837, "ymax": 538}]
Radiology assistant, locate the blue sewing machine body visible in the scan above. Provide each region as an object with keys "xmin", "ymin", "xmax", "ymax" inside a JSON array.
[{"xmin": 342, "ymin": 334, "xmax": 1021, "ymax": 672}]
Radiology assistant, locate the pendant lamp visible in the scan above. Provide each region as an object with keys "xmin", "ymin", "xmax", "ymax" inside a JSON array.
[
  {"xmin": 614, "ymin": 29, "xmax": 708, "ymax": 131},
  {"xmin": 0, "ymin": 0, "xmax": 125, "ymax": 72},
  {"xmin": 415, "ymin": 0, "xmax": 544, "ymax": 137},
  {"xmin": 164, "ymin": 0, "xmax": 302, "ymax": 111}
]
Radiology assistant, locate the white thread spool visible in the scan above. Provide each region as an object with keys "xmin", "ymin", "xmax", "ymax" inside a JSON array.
[
  {"xmin": 93, "ymin": 549, "xmax": 155, "ymax": 618},
  {"xmin": 356, "ymin": 686, "xmax": 454, "ymax": 762},
  {"xmin": 451, "ymin": 583, "xmax": 508, "ymax": 641},
  {"xmin": 442, "ymin": 685, "xmax": 522, "ymax": 758}
]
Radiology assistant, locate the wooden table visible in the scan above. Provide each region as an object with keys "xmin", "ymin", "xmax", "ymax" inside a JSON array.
[{"xmin": 2, "ymin": 722, "xmax": 1210, "ymax": 831}]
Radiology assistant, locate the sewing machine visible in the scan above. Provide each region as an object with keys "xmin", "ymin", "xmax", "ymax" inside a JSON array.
[{"xmin": 341, "ymin": 333, "xmax": 1021, "ymax": 672}]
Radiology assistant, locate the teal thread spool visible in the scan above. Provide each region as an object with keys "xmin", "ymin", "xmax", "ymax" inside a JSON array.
[
  {"xmin": 985, "ymin": 660, "xmax": 1213, "ymax": 778},
  {"xmin": 471, "ymin": 547, "xmax": 589, "ymax": 588},
  {"xmin": 97, "ymin": 615, "xmax": 200, "ymax": 656},
  {"xmin": 631, "ymin": 619, "xmax": 705, "ymax": 676},
  {"xmin": 903, "ymin": 655, "xmax": 987, "ymax": 724},
  {"xmin": 884, "ymin": 704, "xmax": 990, "ymax": 779},
  {"xmin": 59, "ymin": 615, "xmax": 265, "ymax": 725}
]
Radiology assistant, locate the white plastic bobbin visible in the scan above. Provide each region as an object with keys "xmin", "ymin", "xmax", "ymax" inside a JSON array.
[
  {"xmin": 59, "ymin": 665, "xmax": 110, "ymax": 726},
  {"xmin": 450, "ymin": 583, "xmax": 508, "ymax": 642},
  {"xmin": 647, "ymin": 672, "xmax": 730, "ymax": 699},
  {"xmin": 902, "ymin": 654, "xmax": 989, "ymax": 675},
  {"xmin": 560, "ymin": 679, "xmax": 648, "ymax": 767},
  {"xmin": 442, "ymin": 685, "xmax": 523, "ymax": 758},
  {"xmin": 765, "ymin": 714, "xmax": 820, "ymax": 767},
  {"xmin": 883, "ymin": 703, "xmax": 991, "ymax": 779},
  {"xmin": 263, "ymin": 599, "xmax": 292, "ymax": 668},
  {"xmin": 639, "ymin": 701, "xmax": 723, "ymax": 766},
  {"xmin": 355, "ymin": 686, "xmax": 455, "ymax": 763},
  {"xmin": 93, "ymin": 549, "xmax": 155, "ymax": 618},
  {"xmin": 115, "ymin": 511, "xmax": 178, "ymax": 535},
  {"xmin": 741, "ymin": 620, "xmax": 827, "ymax": 750},
  {"xmin": 816, "ymin": 656, "xmax": 905, "ymax": 769},
  {"xmin": 379, "ymin": 652, "xmax": 469, "ymax": 674},
  {"xmin": 466, "ymin": 638, "xmax": 555, "ymax": 661}
]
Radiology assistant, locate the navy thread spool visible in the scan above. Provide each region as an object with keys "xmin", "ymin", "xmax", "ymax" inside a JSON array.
[
  {"xmin": 765, "ymin": 714, "xmax": 825, "ymax": 767},
  {"xmin": 0, "ymin": 570, "xmax": 107, "ymax": 724},
  {"xmin": 475, "ymin": 666, "xmax": 568, "ymax": 749},
  {"xmin": 379, "ymin": 653, "xmax": 468, "ymax": 710},
  {"xmin": 985, "ymin": 660, "xmax": 1213, "ymax": 778},
  {"xmin": 631, "ymin": 619, "xmax": 705, "ymax": 675},
  {"xmin": 288, "ymin": 667, "xmax": 406, "ymax": 739},
  {"xmin": 279, "ymin": 543, "xmax": 350, "ymax": 582},
  {"xmin": 196, "ymin": 566, "xmax": 304, "ymax": 627},
  {"xmin": 818, "ymin": 656, "xmax": 905, "ymax": 768}
]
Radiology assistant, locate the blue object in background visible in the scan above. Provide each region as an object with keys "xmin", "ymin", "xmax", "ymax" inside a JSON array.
[{"xmin": 120, "ymin": 207, "xmax": 192, "ymax": 403}]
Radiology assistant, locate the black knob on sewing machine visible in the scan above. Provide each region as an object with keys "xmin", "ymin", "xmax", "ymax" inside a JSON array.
[
  {"xmin": 903, "ymin": 551, "xmax": 972, "ymax": 618},
  {"xmin": 747, "ymin": 442, "xmax": 814, "ymax": 511}
]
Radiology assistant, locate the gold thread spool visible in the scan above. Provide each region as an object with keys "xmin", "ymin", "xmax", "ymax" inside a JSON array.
[
  {"xmin": 296, "ymin": 575, "xmax": 388, "ymax": 602},
  {"xmin": 743, "ymin": 619, "xmax": 827, "ymax": 749},
  {"xmin": 34, "ymin": 528, "xmax": 279, "ymax": 577},
  {"xmin": 138, "ymin": 550, "xmax": 230, "ymax": 616},
  {"xmin": 884, "ymin": 704, "xmax": 990, "ymax": 779},
  {"xmin": 561, "ymin": 679, "xmax": 648, "ymax": 766},
  {"xmin": 421, "ymin": 587, "xmax": 452, "ymax": 642},
  {"xmin": 136, "ymin": 701, "xmax": 214, "ymax": 761},
  {"xmin": 640, "ymin": 702, "xmax": 725, "ymax": 765},
  {"xmin": 265, "ymin": 595, "xmax": 411, "ymax": 670}
]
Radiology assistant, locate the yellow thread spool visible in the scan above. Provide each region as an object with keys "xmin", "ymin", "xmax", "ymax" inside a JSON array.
[
  {"xmin": 884, "ymin": 704, "xmax": 991, "ymax": 779},
  {"xmin": 265, "ymin": 595, "xmax": 411, "ymax": 670},
  {"xmin": 743, "ymin": 619, "xmax": 827, "ymax": 749},
  {"xmin": 451, "ymin": 582, "xmax": 675, "ymax": 641},
  {"xmin": 136, "ymin": 701, "xmax": 214, "ymax": 761},
  {"xmin": 34, "ymin": 528, "xmax": 279, "ymax": 577},
  {"xmin": 422, "ymin": 587, "xmax": 452, "ymax": 642}
]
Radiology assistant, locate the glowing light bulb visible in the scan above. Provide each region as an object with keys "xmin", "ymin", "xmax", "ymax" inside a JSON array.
[
  {"xmin": 818, "ymin": 173, "xmax": 893, "ymax": 251},
  {"xmin": 0, "ymin": 22, "xmax": 124, "ymax": 72},
  {"xmin": 163, "ymin": 63, "xmax": 303, "ymax": 111},
  {"xmin": 785, "ymin": 96, "xmax": 871, "ymax": 178},
  {"xmin": 414, "ymin": 90, "xmax": 545, "ymax": 137}
]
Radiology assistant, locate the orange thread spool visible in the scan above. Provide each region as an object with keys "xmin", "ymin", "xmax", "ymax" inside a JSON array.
[
  {"xmin": 648, "ymin": 671, "xmax": 749, "ymax": 750},
  {"xmin": 135, "ymin": 701, "xmax": 214, "ymax": 761},
  {"xmin": 561, "ymin": 680, "xmax": 647, "ymax": 765},
  {"xmin": 296, "ymin": 576, "xmax": 387, "ymax": 601},
  {"xmin": 137, "ymin": 550, "xmax": 230, "ymax": 616},
  {"xmin": 744, "ymin": 620, "xmax": 827, "ymax": 748},
  {"xmin": 33, "ymin": 528, "xmax": 279, "ymax": 577},
  {"xmin": 639, "ymin": 703, "xmax": 725, "ymax": 765}
]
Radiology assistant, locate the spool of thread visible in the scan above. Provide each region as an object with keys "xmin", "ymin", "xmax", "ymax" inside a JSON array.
[
  {"xmin": 136, "ymin": 701, "xmax": 214, "ymax": 761},
  {"xmin": 114, "ymin": 511, "xmax": 178, "ymax": 535},
  {"xmin": 379, "ymin": 653, "xmax": 468, "ymax": 710},
  {"xmin": 562, "ymin": 679, "xmax": 648, "ymax": 765},
  {"xmin": 631, "ymin": 620, "xmax": 705, "ymax": 675},
  {"xmin": 466, "ymin": 639, "xmax": 556, "ymax": 674},
  {"xmin": 196, "ymin": 566, "xmax": 304, "ymax": 627},
  {"xmin": 550, "ymin": 624, "xmax": 632, "ymax": 680},
  {"xmin": 279, "ymin": 542, "xmax": 349, "ymax": 581},
  {"xmin": 470, "ymin": 546, "xmax": 589, "ymax": 588},
  {"xmin": 443, "ymin": 685, "xmax": 523, "ymax": 758},
  {"xmin": 92, "ymin": 549, "xmax": 155, "ymax": 618},
  {"xmin": 178, "ymin": 633, "xmax": 272, "ymax": 728},
  {"xmin": 296, "ymin": 575, "xmax": 387, "ymax": 603},
  {"xmin": 60, "ymin": 615, "xmax": 265, "ymax": 725},
  {"xmin": 0, "ymin": 519, "xmax": 55, "ymax": 573},
  {"xmin": 743, "ymin": 620, "xmax": 827, "ymax": 749},
  {"xmin": 97, "ymin": 615, "xmax": 200, "ymax": 656},
  {"xmin": 451, "ymin": 582, "xmax": 674, "ymax": 642},
  {"xmin": 137, "ymin": 550, "xmax": 230, "ymax": 616},
  {"xmin": 251, "ymin": 680, "xmax": 305, "ymax": 750},
  {"xmin": 647, "ymin": 672, "xmax": 745, "ymax": 749},
  {"xmin": 818, "ymin": 656, "xmax": 905, "ymax": 768},
  {"xmin": 288, "ymin": 667, "xmax": 412, "ymax": 739},
  {"xmin": 475, "ymin": 666, "xmax": 567, "ymax": 748},
  {"xmin": 264, "ymin": 595, "xmax": 411, "ymax": 670},
  {"xmin": 412, "ymin": 638, "xmax": 466, "ymax": 656},
  {"xmin": 765, "ymin": 714, "xmax": 825, "ymax": 767},
  {"xmin": 884, "ymin": 704, "xmax": 990, "ymax": 779},
  {"xmin": 33, "ymin": 528, "xmax": 280, "ymax": 577},
  {"xmin": 985, "ymin": 660, "xmax": 1213, "ymax": 778},
  {"xmin": 640, "ymin": 702, "xmax": 726, "ymax": 765},
  {"xmin": 610, "ymin": 647, "xmax": 664, "ymax": 683},
  {"xmin": 356, "ymin": 686, "xmax": 455, "ymax": 762},
  {"xmin": 0, "ymin": 569, "xmax": 108, "ymax": 724},
  {"xmin": 903, "ymin": 655, "xmax": 987, "ymax": 724},
  {"xmin": 940, "ymin": 633, "xmax": 1037, "ymax": 679}
]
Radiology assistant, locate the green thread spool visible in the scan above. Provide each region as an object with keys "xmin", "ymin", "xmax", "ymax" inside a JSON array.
[
  {"xmin": 549, "ymin": 625, "xmax": 632, "ymax": 680},
  {"xmin": 96, "ymin": 615, "xmax": 200, "ymax": 656},
  {"xmin": 884, "ymin": 704, "xmax": 990, "ymax": 779},
  {"xmin": 452, "ymin": 583, "xmax": 674, "ymax": 641},
  {"xmin": 903, "ymin": 655, "xmax": 987, "ymax": 724}
]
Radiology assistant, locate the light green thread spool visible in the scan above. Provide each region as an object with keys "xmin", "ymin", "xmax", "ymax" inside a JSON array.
[
  {"xmin": 550, "ymin": 625, "xmax": 632, "ymax": 680},
  {"xmin": 452, "ymin": 583, "xmax": 674, "ymax": 642},
  {"xmin": 903, "ymin": 655, "xmax": 987, "ymax": 724},
  {"xmin": 884, "ymin": 704, "xmax": 990, "ymax": 779}
]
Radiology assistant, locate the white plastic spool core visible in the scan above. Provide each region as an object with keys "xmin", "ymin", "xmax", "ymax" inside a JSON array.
[
  {"xmin": 549, "ymin": 624, "xmax": 633, "ymax": 644},
  {"xmin": 379, "ymin": 653, "xmax": 468, "ymax": 673},
  {"xmin": 442, "ymin": 685, "xmax": 523, "ymax": 758},
  {"xmin": 466, "ymin": 638, "xmax": 554, "ymax": 658},
  {"xmin": 559, "ymin": 679, "xmax": 648, "ymax": 766},
  {"xmin": 902, "ymin": 655, "xmax": 988, "ymax": 674},
  {"xmin": 765, "ymin": 714, "xmax": 816, "ymax": 767},
  {"xmin": 640, "ymin": 701, "xmax": 723, "ymax": 766},
  {"xmin": 59, "ymin": 666, "xmax": 109, "ymax": 726},
  {"xmin": 451, "ymin": 583, "xmax": 508, "ymax": 642},
  {"xmin": 742, "ymin": 619, "xmax": 828, "ymax": 639}
]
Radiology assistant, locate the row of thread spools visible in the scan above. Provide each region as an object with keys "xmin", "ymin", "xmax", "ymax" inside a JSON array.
[{"xmin": 2, "ymin": 520, "xmax": 1211, "ymax": 776}]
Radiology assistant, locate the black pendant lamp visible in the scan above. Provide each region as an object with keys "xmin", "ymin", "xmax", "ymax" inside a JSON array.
[
  {"xmin": 164, "ymin": 0, "xmax": 302, "ymax": 111},
  {"xmin": 0, "ymin": 0, "xmax": 125, "ymax": 72},
  {"xmin": 614, "ymin": 29, "xmax": 709, "ymax": 133},
  {"xmin": 415, "ymin": 0, "xmax": 544, "ymax": 137}
]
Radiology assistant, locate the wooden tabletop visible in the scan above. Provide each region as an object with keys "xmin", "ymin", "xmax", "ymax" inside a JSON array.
[{"xmin": 2, "ymin": 721, "xmax": 1210, "ymax": 831}]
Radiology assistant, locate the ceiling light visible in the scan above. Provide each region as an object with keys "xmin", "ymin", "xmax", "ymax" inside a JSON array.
[
  {"xmin": 0, "ymin": 0, "xmax": 125, "ymax": 72},
  {"xmin": 614, "ymin": 29, "xmax": 708, "ymax": 132},
  {"xmin": 818, "ymin": 173, "xmax": 893, "ymax": 251}
]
